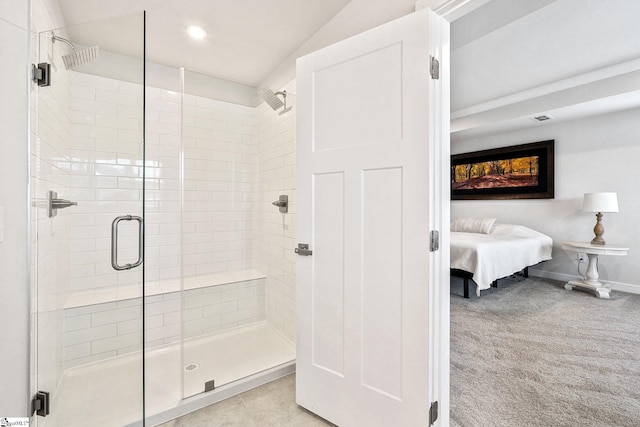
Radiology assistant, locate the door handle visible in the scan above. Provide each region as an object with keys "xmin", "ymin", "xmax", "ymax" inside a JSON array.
[
  {"xmin": 111, "ymin": 215, "xmax": 144, "ymax": 271},
  {"xmin": 295, "ymin": 243, "xmax": 312, "ymax": 256}
]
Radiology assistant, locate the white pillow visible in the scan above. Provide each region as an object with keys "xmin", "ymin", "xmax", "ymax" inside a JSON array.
[{"xmin": 451, "ymin": 217, "xmax": 496, "ymax": 234}]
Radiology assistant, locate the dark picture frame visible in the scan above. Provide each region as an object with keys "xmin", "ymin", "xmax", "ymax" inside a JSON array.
[{"xmin": 451, "ymin": 140, "xmax": 554, "ymax": 200}]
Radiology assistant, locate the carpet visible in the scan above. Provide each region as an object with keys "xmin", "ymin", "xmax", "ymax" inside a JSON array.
[{"xmin": 450, "ymin": 275, "xmax": 640, "ymax": 427}]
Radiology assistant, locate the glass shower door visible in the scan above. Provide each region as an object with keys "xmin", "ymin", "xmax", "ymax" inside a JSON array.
[{"xmin": 32, "ymin": 12, "xmax": 146, "ymax": 427}]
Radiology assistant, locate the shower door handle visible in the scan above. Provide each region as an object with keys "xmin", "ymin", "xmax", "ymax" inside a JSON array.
[{"xmin": 111, "ymin": 215, "xmax": 144, "ymax": 271}]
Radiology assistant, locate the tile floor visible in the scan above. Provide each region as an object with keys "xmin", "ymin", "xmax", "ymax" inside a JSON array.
[{"xmin": 157, "ymin": 374, "xmax": 336, "ymax": 427}]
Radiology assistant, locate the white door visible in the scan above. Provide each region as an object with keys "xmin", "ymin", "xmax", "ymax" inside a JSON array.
[{"xmin": 296, "ymin": 8, "xmax": 450, "ymax": 427}]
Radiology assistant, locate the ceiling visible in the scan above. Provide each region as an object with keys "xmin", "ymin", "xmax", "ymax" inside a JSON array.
[
  {"xmin": 450, "ymin": 0, "xmax": 640, "ymax": 138},
  {"xmin": 54, "ymin": 0, "xmax": 640, "ymax": 137},
  {"xmin": 56, "ymin": 0, "xmax": 352, "ymax": 87}
]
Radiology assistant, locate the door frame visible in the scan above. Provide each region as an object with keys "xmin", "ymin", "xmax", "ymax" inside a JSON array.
[{"xmin": 427, "ymin": 7, "xmax": 451, "ymax": 425}]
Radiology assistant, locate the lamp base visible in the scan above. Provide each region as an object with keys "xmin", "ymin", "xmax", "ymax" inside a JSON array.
[{"xmin": 592, "ymin": 212, "xmax": 605, "ymax": 245}]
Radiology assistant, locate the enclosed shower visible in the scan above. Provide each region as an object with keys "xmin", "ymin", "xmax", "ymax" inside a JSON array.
[{"xmin": 31, "ymin": 12, "xmax": 296, "ymax": 426}]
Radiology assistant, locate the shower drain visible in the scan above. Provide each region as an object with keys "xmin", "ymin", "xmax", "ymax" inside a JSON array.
[{"xmin": 184, "ymin": 363, "xmax": 200, "ymax": 372}]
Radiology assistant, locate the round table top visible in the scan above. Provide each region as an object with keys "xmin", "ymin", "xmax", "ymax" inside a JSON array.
[{"xmin": 562, "ymin": 241, "xmax": 629, "ymax": 255}]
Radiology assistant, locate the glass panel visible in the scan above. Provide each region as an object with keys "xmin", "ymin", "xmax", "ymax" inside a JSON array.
[
  {"xmin": 180, "ymin": 69, "xmax": 296, "ymax": 399},
  {"xmin": 142, "ymin": 70, "xmax": 184, "ymax": 417},
  {"xmin": 33, "ymin": 12, "xmax": 145, "ymax": 427}
]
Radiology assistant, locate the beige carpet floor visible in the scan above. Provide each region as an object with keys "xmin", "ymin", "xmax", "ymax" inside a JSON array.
[{"xmin": 450, "ymin": 275, "xmax": 640, "ymax": 427}]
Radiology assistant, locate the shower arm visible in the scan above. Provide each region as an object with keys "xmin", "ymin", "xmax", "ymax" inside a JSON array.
[
  {"xmin": 52, "ymin": 34, "xmax": 78, "ymax": 52},
  {"xmin": 276, "ymin": 91, "xmax": 287, "ymax": 110}
]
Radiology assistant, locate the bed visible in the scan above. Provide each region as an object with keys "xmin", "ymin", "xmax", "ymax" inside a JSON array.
[{"xmin": 450, "ymin": 220, "xmax": 553, "ymax": 298}]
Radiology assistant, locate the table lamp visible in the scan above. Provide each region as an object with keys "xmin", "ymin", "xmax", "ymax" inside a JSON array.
[{"xmin": 583, "ymin": 192, "xmax": 618, "ymax": 245}]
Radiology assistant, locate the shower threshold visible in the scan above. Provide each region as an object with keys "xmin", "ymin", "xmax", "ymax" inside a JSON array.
[{"xmin": 56, "ymin": 322, "xmax": 295, "ymax": 427}]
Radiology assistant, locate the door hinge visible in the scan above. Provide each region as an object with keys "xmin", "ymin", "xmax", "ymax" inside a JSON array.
[
  {"xmin": 430, "ymin": 55, "xmax": 440, "ymax": 80},
  {"xmin": 32, "ymin": 391, "xmax": 50, "ymax": 417},
  {"xmin": 429, "ymin": 230, "xmax": 440, "ymax": 252},
  {"xmin": 32, "ymin": 62, "xmax": 51, "ymax": 87},
  {"xmin": 429, "ymin": 401, "xmax": 439, "ymax": 425}
]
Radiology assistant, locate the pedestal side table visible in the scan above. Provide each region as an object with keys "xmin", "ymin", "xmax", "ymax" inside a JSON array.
[{"xmin": 562, "ymin": 241, "xmax": 629, "ymax": 299}]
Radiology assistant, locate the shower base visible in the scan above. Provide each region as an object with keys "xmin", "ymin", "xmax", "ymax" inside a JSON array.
[
  {"xmin": 55, "ymin": 322, "xmax": 295, "ymax": 427},
  {"xmin": 181, "ymin": 321, "xmax": 295, "ymax": 397}
]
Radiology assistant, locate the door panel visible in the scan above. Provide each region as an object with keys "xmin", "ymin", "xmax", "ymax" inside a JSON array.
[
  {"xmin": 312, "ymin": 172, "xmax": 345, "ymax": 376},
  {"xmin": 361, "ymin": 167, "xmax": 403, "ymax": 399},
  {"xmin": 296, "ymin": 8, "xmax": 448, "ymax": 426},
  {"xmin": 313, "ymin": 43, "xmax": 403, "ymax": 151}
]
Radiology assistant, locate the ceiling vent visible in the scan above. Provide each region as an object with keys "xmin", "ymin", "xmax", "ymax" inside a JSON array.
[{"xmin": 531, "ymin": 114, "xmax": 554, "ymax": 122}]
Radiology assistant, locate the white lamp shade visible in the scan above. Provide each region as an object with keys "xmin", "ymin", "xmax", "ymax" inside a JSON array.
[{"xmin": 583, "ymin": 192, "xmax": 619, "ymax": 213}]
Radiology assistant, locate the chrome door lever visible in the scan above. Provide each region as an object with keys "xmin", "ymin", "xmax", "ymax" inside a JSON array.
[{"xmin": 295, "ymin": 243, "xmax": 312, "ymax": 256}]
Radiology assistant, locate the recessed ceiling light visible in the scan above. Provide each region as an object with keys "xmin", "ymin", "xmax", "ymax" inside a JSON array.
[{"xmin": 186, "ymin": 25, "xmax": 207, "ymax": 40}]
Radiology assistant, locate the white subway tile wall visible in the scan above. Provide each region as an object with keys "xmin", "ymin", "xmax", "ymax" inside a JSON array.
[
  {"xmin": 182, "ymin": 93, "xmax": 259, "ymax": 277},
  {"xmin": 68, "ymin": 75, "xmax": 260, "ymax": 289},
  {"xmin": 145, "ymin": 86, "xmax": 182, "ymax": 286},
  {"xmin": 69, "ymin": 71, "xmax": 145, "ymax": 294},
  {"xmin": 256, "ymin": 99, "xmax": 297, "ymax": 343}
]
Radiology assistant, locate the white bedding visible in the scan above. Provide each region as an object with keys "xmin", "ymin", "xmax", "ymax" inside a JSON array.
[{"xmin": 450, "ymin": 224, "xmax": 553, "ymax": 296}]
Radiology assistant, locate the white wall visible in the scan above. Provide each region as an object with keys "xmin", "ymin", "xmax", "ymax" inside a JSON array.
[
  {"xmin": 451, "ymin": 108, "xmax": 640, "ymax": 291},
  {"xmin": 0, "ymin": 0, "xmax": 30, "ymax": 416}
]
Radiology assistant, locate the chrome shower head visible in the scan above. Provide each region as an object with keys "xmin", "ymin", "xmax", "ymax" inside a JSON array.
[
  {"xmin": 62, "ymin": 45, "xmax": 99, "ymax": 69},
  {"xmin": 260, "ymin": 88, "xmax": 293, "ymax": 115},
  {"xmin": 261, "ymin": 88, "xmax": 285, "ymax": 111},
  {"xmin": 53, "ymin": 33, "xmax": 99, "ymax": 70}
]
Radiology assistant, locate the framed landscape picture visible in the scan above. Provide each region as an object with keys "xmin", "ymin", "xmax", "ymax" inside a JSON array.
[{"xmin": 451, "ymin": 140, "xmax": 554, "ymax": 200}]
